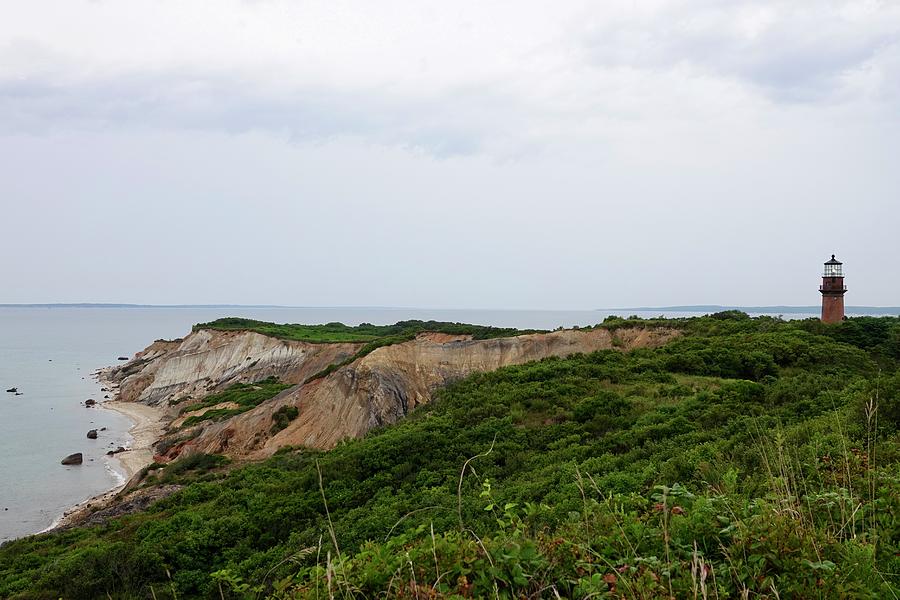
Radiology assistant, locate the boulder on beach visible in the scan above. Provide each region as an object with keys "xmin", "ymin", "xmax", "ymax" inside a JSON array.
[
  {"xmin": 5, "ymin": 387, "xmax": 17, "ymax": 393},
  {"xmin": 87, "ymin": 429, "xmax": 98, "ymax": 439},
  {"xmin": 61, "ymin": 453, "xmax": 83, "ymax": 465},
  {"xmin": 84, "ymin": 399, "xmax": 96, "ymax": 407}
]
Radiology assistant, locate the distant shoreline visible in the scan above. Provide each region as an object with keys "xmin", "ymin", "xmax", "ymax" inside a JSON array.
[
  {"xmin": 610, "ymin": 305, "xmax": 900, "ymax": 315},
  {"xmin": 1, "ymin": 303, "xmax": 898, "ymax": 315},
  {"xmin": 0, "ymin": 303, "xmax": 293, "ymax": 309}
]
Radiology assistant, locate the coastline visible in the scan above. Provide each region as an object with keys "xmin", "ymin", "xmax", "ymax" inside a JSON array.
[
  {"xmin": 44, "ymin": 373, "xmax": 166, "ymax": 532},
  {"xmin": 103, "ymin": 400, "xmax": 165, "ymax": 481}
]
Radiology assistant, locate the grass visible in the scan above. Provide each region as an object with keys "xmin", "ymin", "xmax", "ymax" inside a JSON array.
[
  {"xmin": 178, "ymin": 377, "xmax": 292, "ymax": 428},
  {"xmin": 1, "ymin": 314, "xmax": 899, "ymax": 599},
  {"xmin": 194, "ymin": 317, "xmax": 542, "ymax": 344}
]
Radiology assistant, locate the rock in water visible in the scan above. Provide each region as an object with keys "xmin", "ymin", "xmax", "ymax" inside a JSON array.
[
  {"xmin": 61, "ymin": 453, "xmax": 83, "ymax": 465},
  {"xmin": 117, "ymin": 356, "xmax": 129, "ymax": 361},
  {"xmin": 5, "ymin": 388, "xmax": 16, "ymax": 393},
  {"xmin": 87, "ymin": 429, "xmax": 98, "ymax": 439},
  {"xmin": 84, "ymin": 399, "xmax": 96, "ymax": 407}
]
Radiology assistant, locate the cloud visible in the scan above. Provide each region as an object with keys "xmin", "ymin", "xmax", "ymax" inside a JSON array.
[
  {"xmin": 0, "ymin": 68, "xmax": 524, "ymax": 156},
  {"xmin": 0, "ymin": 0, "xmax": 898, "ymax": 159},
  {"xmin": 0, "ymin": 2, "xmax": 899, "ymax": 306},
  {"xmin": 578, "ymin": 1, "xmax": 900, "ymax": 103}
]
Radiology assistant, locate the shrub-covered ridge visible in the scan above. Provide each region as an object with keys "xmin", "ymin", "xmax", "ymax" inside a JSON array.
[
  {"xmin": 193, "ymin": 318, "xmax": 541, "ymax": 343},
  {"xmin": 1, "ymin": 313, "xmax": 899, "ymax": 598}
]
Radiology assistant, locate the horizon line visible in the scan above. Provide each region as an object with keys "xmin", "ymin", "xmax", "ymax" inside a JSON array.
[
  {"xmin": 0, "ymin": 302, "xmax": 898, "ymax": 313},
  {"xmin": 616, "ymin": 304, "xmax": 900, "ymax": 311}
]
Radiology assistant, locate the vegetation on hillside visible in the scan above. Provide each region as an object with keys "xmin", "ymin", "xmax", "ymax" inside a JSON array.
[
  {"xmin": 1, "ymin": 314, "xmax": 900, "ymax": 598},
  {"xmin": 194, "ymin": 318, "xmax": 541, "ymax": 343},
  {"xmin": 178, "ymin": 378, "xmax": 293, "ymax": 428},
  {"xmin": 194, "ymin": 317, "xmax": 545, "ymax": 384}
]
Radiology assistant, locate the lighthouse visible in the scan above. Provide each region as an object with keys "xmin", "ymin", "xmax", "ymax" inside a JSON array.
[{"xmin": 820, "ymin": 255, "xmax": 846, "ymax": 324}]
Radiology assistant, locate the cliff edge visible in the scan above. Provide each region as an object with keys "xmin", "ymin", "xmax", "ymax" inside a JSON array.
[{"xmin": 108, "ymin": 324, "xmax": 680, "ymax": 462}]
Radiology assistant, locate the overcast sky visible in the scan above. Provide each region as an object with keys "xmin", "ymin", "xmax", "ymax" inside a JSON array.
[{"xmin": 1, "ymin": 1, "xmax": 898, "ymax": 308}]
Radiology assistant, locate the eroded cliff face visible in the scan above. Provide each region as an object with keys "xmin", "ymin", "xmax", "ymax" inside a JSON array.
[
  {"xmin": 108, "ymin": 329, "xmax": 363, "ymax": 409},
  {"xmin": 177, "ymin": 327, "xmax": 679, "ymax": 459}
]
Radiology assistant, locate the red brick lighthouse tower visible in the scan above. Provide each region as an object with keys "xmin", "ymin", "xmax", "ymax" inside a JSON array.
[{"xmin": 820, "ymin": 255, "xmax": 846, "ymax": 324}]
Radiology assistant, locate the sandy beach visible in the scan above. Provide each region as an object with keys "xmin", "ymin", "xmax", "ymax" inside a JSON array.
[
  {"xmin": 103, "ymin": 400, "xmax": 166, "ymax": 481},
  {"xmin": 46, "ymin": 379, "xmax": 167, "ymax": 531}
]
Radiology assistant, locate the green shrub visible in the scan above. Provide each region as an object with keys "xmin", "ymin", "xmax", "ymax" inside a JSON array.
[
  {"xmin": 1, "ymin": 315, "xmax": 898, "ymax": 599},
  {"xmin": 271, "ymin": 405, "xmax": 300, "ymax": 433},
  {"xmin": 178, "ymin": 378, "xmax": 292, "ymax": 427},
  {"xmin": 157, "ymin": 453, "xmax": 229, "ymax": 482},
  {"xmin": 194, "ymin": 318, "xmax": 541, "ymax": 343}
]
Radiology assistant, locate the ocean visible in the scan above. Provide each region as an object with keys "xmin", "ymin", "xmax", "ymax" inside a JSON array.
[{"xmin": 0, "ymin": 304, "xmax": 856, "ymax": 542}]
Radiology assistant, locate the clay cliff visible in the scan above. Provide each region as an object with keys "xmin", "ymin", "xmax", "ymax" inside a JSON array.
[
  {"xmin": 109, "ymin": 326, "xmax": 679, "ymax": 462},
  {"xmin": 108, "ymin": 329, "xmax": 362, "ymax": 407}
]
